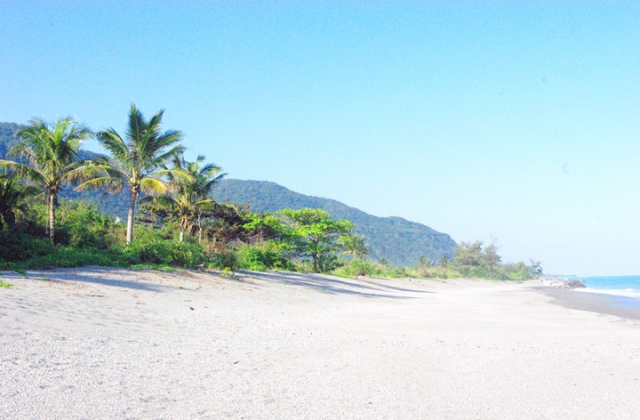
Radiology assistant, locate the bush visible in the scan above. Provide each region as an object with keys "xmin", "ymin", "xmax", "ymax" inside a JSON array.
[
  {"xmin": 334, "ymin": 258, "xmax": 377, "ymax": 277},
  {"xmin": 0, "ymin": 243, "xmax": 138, "ymax": 270},
  {"xmin": 0, "ymin": 232, "xmax": 55, "ymax": 262},
  {"xmin": 132, "ymin": 222, "xmax": 178, "ymax": 243},
  {"xmin": 127, "ymin": 240, "xmax": 208, "ymax": 268},
  {"xmin": 56, "ymin": 201, "xmax": 116, "ymax": 249},
  {"xmin": 207, "ymin": 250, "xmax": 239, "ymax": 271},
  {"xmin": 237, "ymin": 242, "xmax": 294, "ymax": 271}
]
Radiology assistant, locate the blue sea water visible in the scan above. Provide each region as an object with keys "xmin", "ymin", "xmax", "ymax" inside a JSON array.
[
  {"xmin": 577, "ymin": 275, "xmax": 640, "ymax": 298},
  {"xmin": 566, "ymin": 275, "xmax": 640, "ymax": 310}
]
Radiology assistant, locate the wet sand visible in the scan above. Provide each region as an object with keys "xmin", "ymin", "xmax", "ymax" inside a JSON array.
[{"xmin": 536, "ymin": 287, "xmax": 640, "ymax": 321}]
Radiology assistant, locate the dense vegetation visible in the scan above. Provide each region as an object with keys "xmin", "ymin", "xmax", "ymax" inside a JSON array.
[{"xmin": 0, "ymin": 117, "xmax": 541, "ymax": 281}]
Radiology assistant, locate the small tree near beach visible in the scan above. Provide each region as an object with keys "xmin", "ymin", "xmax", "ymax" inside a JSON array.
[{"xmin": 279, "ymin": 208, "xmax": 354, "ymax": 273}]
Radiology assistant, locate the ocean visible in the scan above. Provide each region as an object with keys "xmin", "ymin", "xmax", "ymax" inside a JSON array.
[
  {"xmin": 572, "ymin": 275, "xmax": 640, "ymax": 310},
  {"xmin": 576, "ymin": 275, "xmax": 640, "ymax": 298}
]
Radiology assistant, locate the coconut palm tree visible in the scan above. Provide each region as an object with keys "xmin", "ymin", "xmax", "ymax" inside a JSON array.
[
  {"xmin": 0, "ymin": 171, "xmax": 40, "ymax": 230},
  {"xmin": 340, "ymin": 233, "xmax": 371, "ymax": 259},
  {"xmin": 141, "ymin": 154, "xmax": 225, "ymax": 242},
  {"xmin": 76, "ymin": 105, "xmax": 185, "ymax": 244},
  {"xmin": 0, "ymin": 118, "xmax": 93, "ymax": 243}
]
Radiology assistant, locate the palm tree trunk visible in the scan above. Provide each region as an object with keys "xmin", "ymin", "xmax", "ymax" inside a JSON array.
[
  {"xmin": 126, "ymin": 190, "xmax": 137, "ymax": 244},
  {"xmin": 179, "ymin": 215, "xmax": 187, "ymax": 243},
  {"xmin": 48, "ymin": 192, "xmax": 56, "ymax": 245},
  {"xmin": 197, "ymin": 210, "xmax": 203, "ymax": 243}
]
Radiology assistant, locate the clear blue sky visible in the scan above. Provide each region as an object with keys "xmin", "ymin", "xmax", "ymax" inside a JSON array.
[{"xmin": 1, "ymin": 1, "xmax": 639, "ymax": 276}]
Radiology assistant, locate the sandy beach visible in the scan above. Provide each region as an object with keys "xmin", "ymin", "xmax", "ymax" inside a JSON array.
[{"xmin": 1, "ymin": 267, "xmax": 639, "ymax": 419}]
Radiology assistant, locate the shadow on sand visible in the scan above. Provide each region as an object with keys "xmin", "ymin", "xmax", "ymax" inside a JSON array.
[
  {"xmin": 21, "ymin": 267, "xmax": 172, "ymax": 292},
  {"xmin": 242, "ymin": 270, "xmax": 432, "ymax": 299}
]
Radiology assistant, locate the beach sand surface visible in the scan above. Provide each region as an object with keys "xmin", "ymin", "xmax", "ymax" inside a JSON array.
[{"xmin": 1, "ymin": 267, "xmax": 640, "ymax": 419}]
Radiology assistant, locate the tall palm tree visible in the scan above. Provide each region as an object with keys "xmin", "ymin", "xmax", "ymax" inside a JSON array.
[
  {"xmin": 76, "ymin": 105, "xmax": 185, "ymax": 244},
  {"xmin": 141, "ymin": 154, "xmax": 225, "ymax": 242},
  {"xmin": 0, "ymin": 118, "xmax": 93, "ymax": 244}
]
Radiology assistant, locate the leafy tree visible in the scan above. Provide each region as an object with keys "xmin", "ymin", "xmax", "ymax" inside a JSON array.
[
  {"xmin": 197, "ymin": 202, "xmax": 247, "ymax": 246},
  {"xmin": 438, "ymin": 255, "xmax": 449, "ymax": 268},
  {"xmin": 140, "ymin": 154, "xmax": 225, "ymax": 242},
  {"xmin": 418, "ymin": 255, "xmax": 433, "ymax": 267},
  {"xmin": 279, "ymin": 208, "xmax": 354, "ymax": 273},
  {"xmin": 77, "ymin": 105, "xmax": 185, "ymax": 244},
  {"xmin": 0, "ymin": 118, "xmax": 93, "ymax": 244},
  {"xmin": 242, "ymin": 212, "xmax": 292, "ymax": 244},
  {"xmin": 482, "ymin": 242, "xmax": 501, "ymax": 276},
  {"xmin": 452, "ymin": 241, "xmax": 485, "ymax": 277},
  {"xmin": 529, "ymin": 259, "xmax": 543, "ymax": 277}
]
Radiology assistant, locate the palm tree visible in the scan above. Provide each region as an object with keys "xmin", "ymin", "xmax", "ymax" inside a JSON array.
[
  {"xmin": 76, "ymin": 105, "xmax": 185, "ymax": 244},
  {"xmin": 0, "ymin": 118, "xmax": 93, "ymax": 244},
  {"xmin": 141, "ymin": 154, "xmax": 225, "ymax": 242},
  {"xmin": 0, "ymin": 171, "xmax": 40, "ymax": 230},
  {"xmin": 340, "ymin": 233, "xmax": 371, "ymax": 259}
]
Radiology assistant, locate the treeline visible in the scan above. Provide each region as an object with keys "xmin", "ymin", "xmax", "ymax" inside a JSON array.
[{"xmin": 0, "ymin": 106, "xmax": 541, "ymax": 280}]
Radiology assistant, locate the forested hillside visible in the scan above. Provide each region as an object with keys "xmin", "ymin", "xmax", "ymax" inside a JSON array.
[
  {"xmin": 0, "ymin": 122, "xmax": 20, "ymax": 157},
  {"xmin": 214, "ymin": 179, "xmax": 456, "ymax": 266}
]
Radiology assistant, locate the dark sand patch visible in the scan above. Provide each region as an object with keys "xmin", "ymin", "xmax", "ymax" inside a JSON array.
[{"xmin": 536, "ymin": 287, "xmax": 640, "ymax": 321}]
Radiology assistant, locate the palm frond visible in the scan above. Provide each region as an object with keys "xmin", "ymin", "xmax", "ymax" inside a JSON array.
[
  {"xmin": 0, "ymin": 160, "xmax": 46, "ymax": 185},
  {"xmin": 96, "ymin": 129, "xmax": 129, "ymax": 163},
  {"xmin": 75, "ymin": 176, "xmax": 125, "ymax": 194},
  {"xmin": 139, "ymin": 177, "xmax": 168, "ymax": 195}
]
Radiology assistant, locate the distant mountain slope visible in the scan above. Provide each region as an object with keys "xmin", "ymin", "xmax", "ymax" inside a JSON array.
[
  {"xmin": 0, "ymin": 122, "xmax": 21, "ymax": 158},
  {"xmin": 214, "ymin": 179, "xmax": 456, "ymax": 266}
]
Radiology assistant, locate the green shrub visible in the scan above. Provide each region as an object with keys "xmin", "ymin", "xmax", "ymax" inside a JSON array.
[
  {"xmin": 237, "ymin": 242, "xmax": 294, "ymax": 271},
  {"xmin": 237, "ymin": 245, "xmax": 268, "ymax": 271},
  {"xmin": 127, "ymin": 240, "xmax": 208, "ymax": 268},
  {"xmin": 334, "ymin": 258, "xmax": 379, "ymax": 277},
  {"xmin": 0, "ymin": 232, "xmax": 55, "ymax": 262},
  {"xmin": 0, "ymin": 244, "xmax": 138, "ymax": 270},
  {"xmin": 56, "ymin": 201, "xmax": 116, "ymax": 249},
  {"xmin": 132, "ymin": 222, "xmax": 178, "ymax": 244},
  {"xmin": 207, "ymin": 250, "xmax": 239, "ymax": 271}
]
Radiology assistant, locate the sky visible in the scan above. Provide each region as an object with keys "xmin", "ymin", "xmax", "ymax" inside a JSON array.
[{"xmin": 1, "ymin": 1, "xmax": 639, "ymax": 276}]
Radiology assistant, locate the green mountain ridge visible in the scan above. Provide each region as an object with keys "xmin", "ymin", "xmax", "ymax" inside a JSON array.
[
  {"xmin": 2, "ymin": 121, "xmax": 456, "ymax": 266},
  {"xmin": 213, "ymin": 179, "xmax": 456, "ymax": 266}
]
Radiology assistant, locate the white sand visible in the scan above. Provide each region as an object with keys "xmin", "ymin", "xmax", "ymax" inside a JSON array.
[{"xmin": 1, "ymin": 267, "xmax": 640, "ymax": 419}]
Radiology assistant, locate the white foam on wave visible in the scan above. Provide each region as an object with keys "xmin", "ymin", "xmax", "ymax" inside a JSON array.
[{"xmin": 576, "ymin": 287, "xmax": 640, "ymax": 299}]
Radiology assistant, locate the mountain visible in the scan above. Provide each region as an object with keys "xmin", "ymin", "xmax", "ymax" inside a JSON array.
[
  {"xmin": 0, "ymin": 122, "xmax": 21, "ymax": 158},
  {"xmin": 213, "ymin": 179, "xmax": 456, "ymax": 266}
]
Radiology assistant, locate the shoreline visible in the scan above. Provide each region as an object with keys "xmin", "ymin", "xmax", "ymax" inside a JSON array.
[
  {"xmin": 535, "ymin": 286, "xmax": 640, "ymax": 321},
  {"xmin": 2, "ymin": 267, "xmax": 640, "ymax": 419}
]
